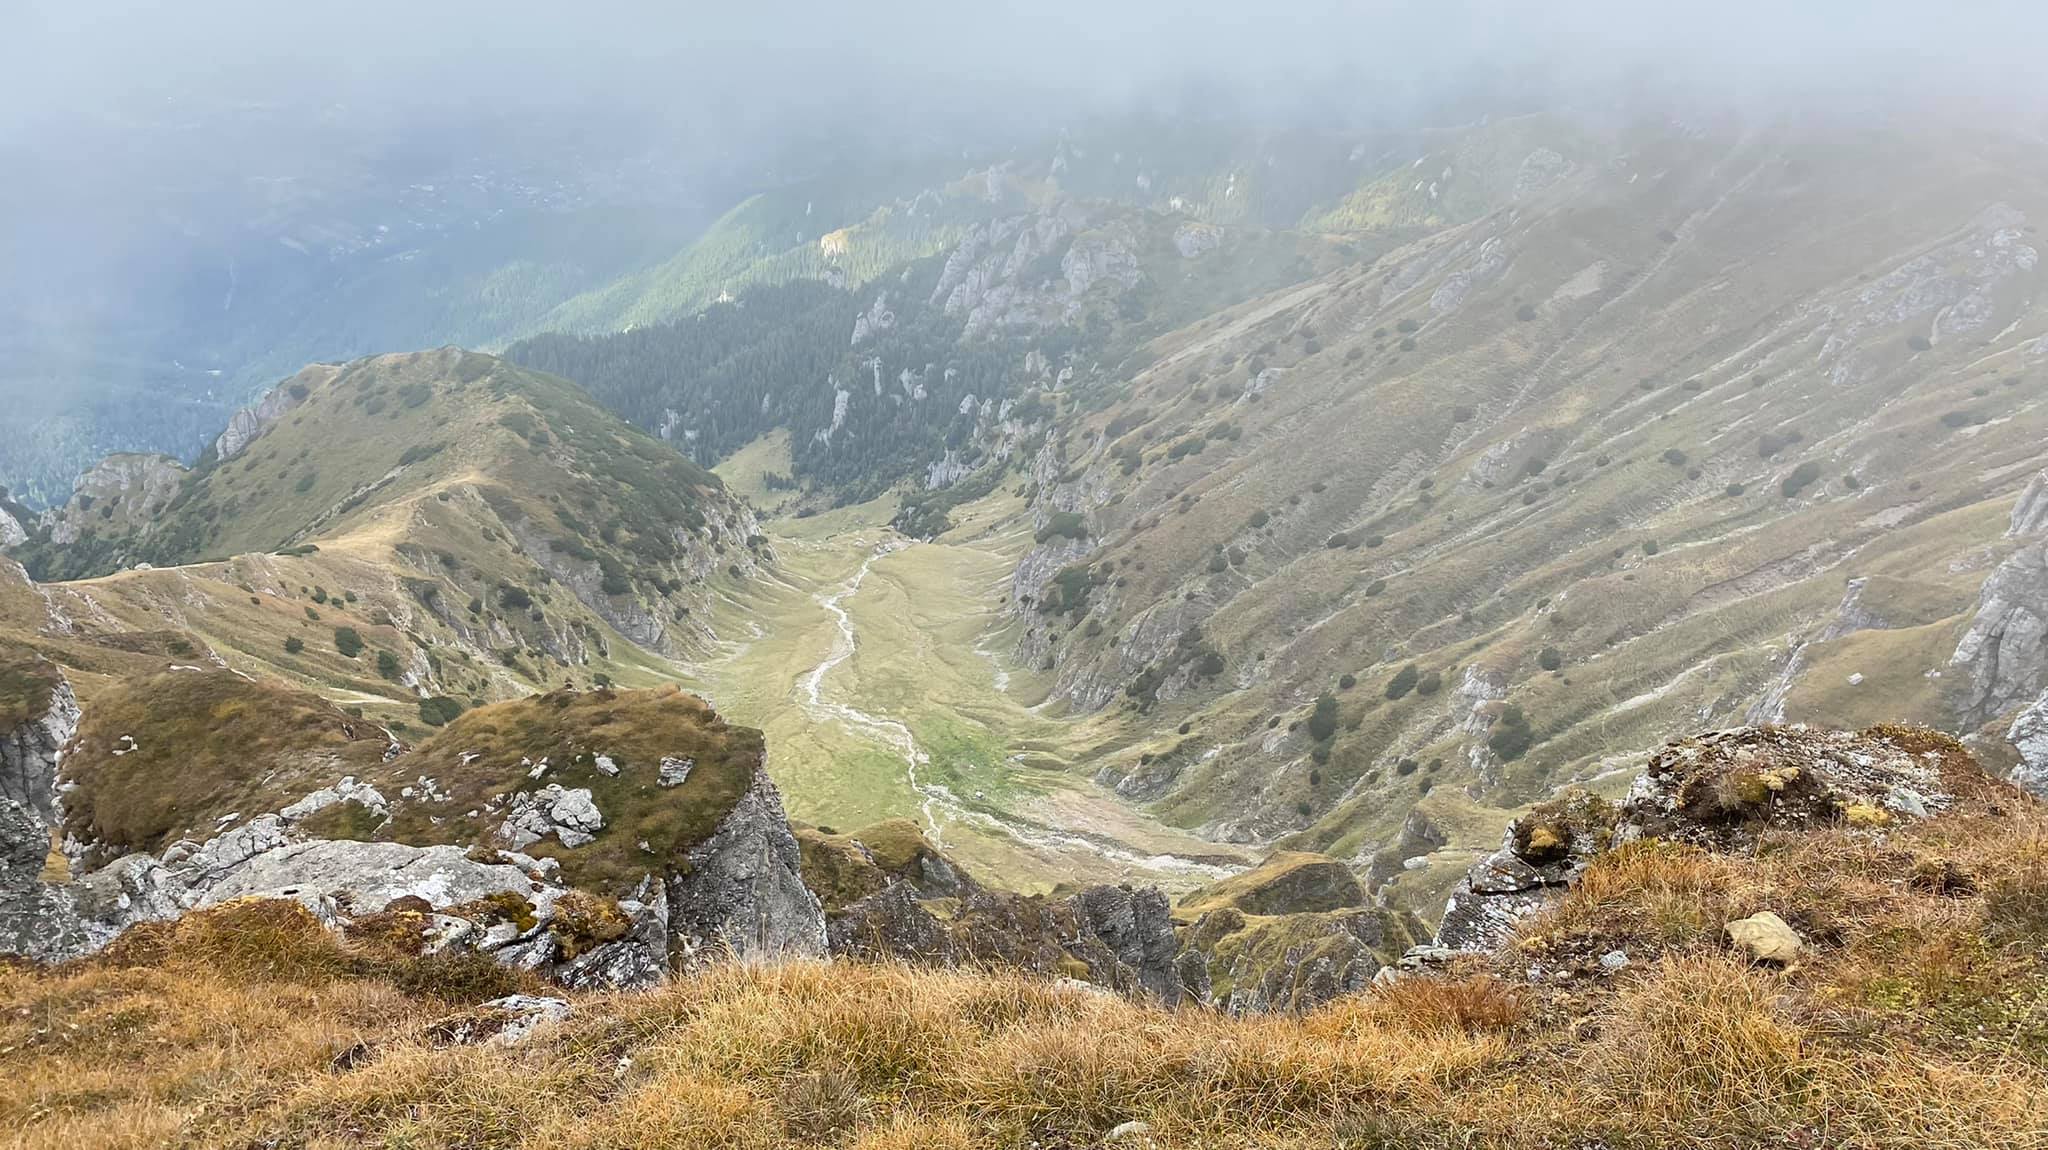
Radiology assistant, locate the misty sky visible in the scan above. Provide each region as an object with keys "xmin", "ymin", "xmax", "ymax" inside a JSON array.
[
  {"xmin": 3, "ymin": 0, "xmax": 2047, "ymax": 497},
  {"xmin": 10, "ymin": 1, "xmax": 2048, "ymax": 148}
]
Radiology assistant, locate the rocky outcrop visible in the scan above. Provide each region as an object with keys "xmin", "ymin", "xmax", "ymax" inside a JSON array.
[
  {"xmin": 3, "ymin": 692, "xmax": 829, "ymax": 992},
  {"xmin": 41, "ymin": 453, "xmax": 188, "ymax": 547},
  {"xmin": 1614, "ymin": 724, "xmax": 1967, "ymax": 850},
  {"xmin": 1951, "ymin": 540, "xmax": 2048, "ymax": 719},
  {"xmin": 2008, "ymin": 470, "xmax": 2048, "ymax": 538},
  {"xmin": 1182, "ymin": 904, "xmax": 1423, "ymax": 1015},
  {"xmin": 1180, "ymin": 850, "xmax": 1366, "ymax": 917},
  {"xmin": 214, "ymin": 364, "xmax": 331, "ymax": 460},
  {"xmin": 1431, "ymin": 725, "xmax": 1996, "ymax": 955},
  {"xmin": 506, "ymin": 484, "xmax": 763, "ymax": 659},
  {"xmin": 666, "ymin": 768, "xmax": 827, "ymax": 968},
  {"xmin": 827, "ymin": 877, "xmax": 1207, "ymax": 1007},
  {"xmin": 929, "ymin": 206, "xmax": 1146, "ymax": 338},
  {"xmin": 1951, "ymin": 474, "xmax": 2048, "ymax": 720},
  {"xmin": 1367, "ymin": 808, "xmax": 1449, "ymax": 889},
  {"xmin": 1435, "ymin": 790, "xmax": 1613, "ymax": 952},
  {"xmin": 0, "ymin": 661, "xmax": 77, "ymax": 824},
  {"xmin": 495, "ymin": 784, "xmax": 605, "ymax": 850},
  {"xmin": 1068, "ymin": 885, "xmax": 1197, "ymax": 1003},
  {"xmin": 2006, "ymin": 690, "xmax": 2048, "ymax": 796},
  {"xmin": 0, "ymin": 797, "xmax": 181, "ymax": 962}
]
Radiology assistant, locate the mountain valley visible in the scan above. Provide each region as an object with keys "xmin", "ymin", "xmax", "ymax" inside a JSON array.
[{"xmin": 6, "ymin": 95, "xmax": 2048, "ymax": 1148}]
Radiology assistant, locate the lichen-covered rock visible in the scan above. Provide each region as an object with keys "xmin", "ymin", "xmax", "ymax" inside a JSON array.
[
  {"xmin": 554, "ymin": 877, "xmax": 669, "ymax": 990},
  {"xmin": 666, "ymin": 768, "xmax": 826, "ymax": 967},
  {"xmin": 1435, "ymin": 790, "xmax": 1615, "ymax": 952},
  {"xmin": 1615, "ymin": 725, "xmax": 1973, "ymax": 851},
  {"xmin": 1432, "ymin": 725, "xmax": 2005, "ymax": 957},
  {"xmin": 193, "ymin": 839, "xmax": 544, "ymax": 915}
]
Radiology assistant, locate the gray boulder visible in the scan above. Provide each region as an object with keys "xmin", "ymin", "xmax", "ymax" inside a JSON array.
[
  {"xmin": 666, "ymin": 768, "xmax": 827, "ymax": 968},
  {"xmin": 2007, "ymin": 690, "xmax": 2048, "ymax": 796},
  {"xmin": 1435, "ymin": 790, "xmax": 1614, "ymax": 952},
  {"xmin": 194, "ymin": 839, "xmax": 544, "ymax": 915}
]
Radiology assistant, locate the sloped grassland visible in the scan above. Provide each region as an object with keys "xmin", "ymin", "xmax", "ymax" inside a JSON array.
[{"xmin": 1000, "ymin": 120, "xmax": 2048, "ymax": 910}]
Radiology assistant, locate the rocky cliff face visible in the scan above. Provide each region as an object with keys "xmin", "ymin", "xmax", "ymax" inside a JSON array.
[
  {"xmin": 1950, "ymin": 471, "xmax": 2048, "ymax": 794},
  {"xmin": 41, "ymin": 453, "xmax": 189, "ymax": 548},
  {"xmin": 928, "ymin": 205, "xmax": 1146, "ymax": 339},
  {"xmin": 1952, "ymin": 480, "xmax": 2048, "ymax": 723},
  {"xmin": 0, "ymin": 659, "xmax": 77, "ymax": 823},
  {"xmin": 667, "ymin": 768, "xmax": 827, "ymax": 968},
  {"xmin": 213, "ymin": 364, "xmax": 330, "ymax": 460}
]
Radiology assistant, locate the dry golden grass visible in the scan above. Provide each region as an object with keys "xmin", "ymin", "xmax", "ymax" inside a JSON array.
[{"xmin": 7, "ymin": 802, "xmax": 2048, "ymax": 1150}]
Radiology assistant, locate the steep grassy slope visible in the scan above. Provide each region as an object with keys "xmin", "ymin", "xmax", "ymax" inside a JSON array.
[
  {"xmin": 997, "ymin": 120, "xmax": 2048, "ymax": 906},
  {"xmin": 2, "ymin": 349, "xmax": 764, "ymax": 733},
  {"xmin": 59, "ymin": 670, "xmax": 391, "ymax": 859}
]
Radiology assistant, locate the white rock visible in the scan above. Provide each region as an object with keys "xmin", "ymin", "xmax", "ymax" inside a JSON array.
[
  {"xmin": 658, "ymin": 756, "xmax": 695, "ymax": 788},
  {"xmin": 478, "ymin": 995, "xmax": 572, "ymax": 1045}
]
